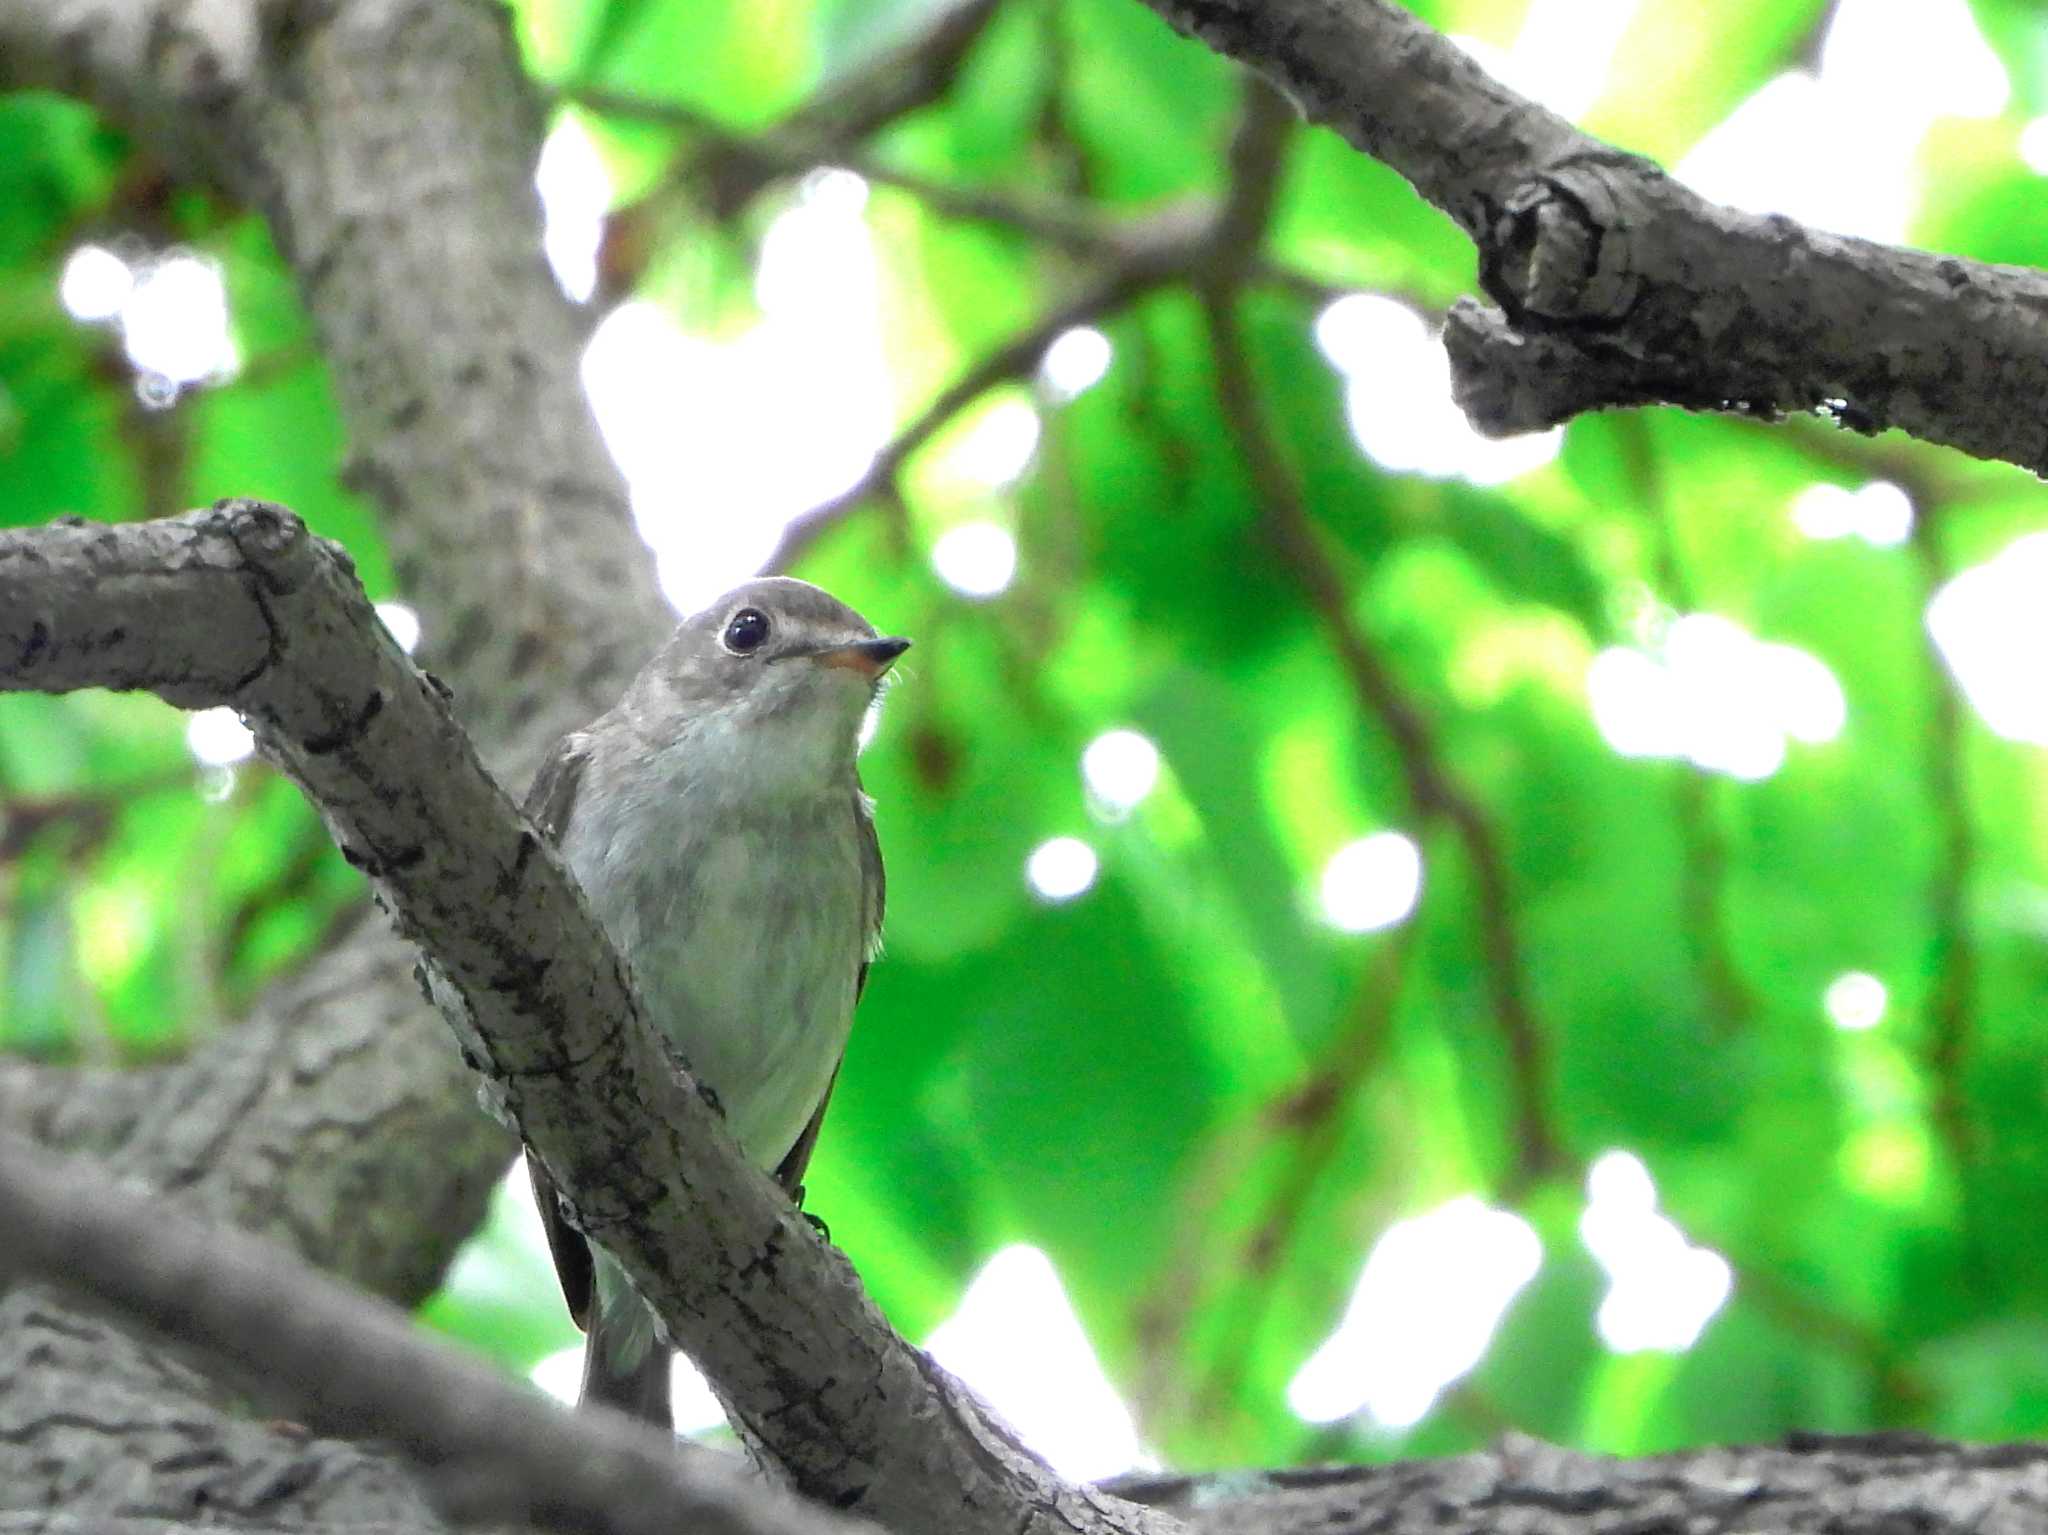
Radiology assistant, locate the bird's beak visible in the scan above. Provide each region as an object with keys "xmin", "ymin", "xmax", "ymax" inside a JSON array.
[{"xmin": 812, "ymin": 636, "xmax": 911, "ymax": 679}]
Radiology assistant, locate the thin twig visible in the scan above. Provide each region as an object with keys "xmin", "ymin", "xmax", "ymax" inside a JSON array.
[
  {"xmin": 1911, "ymin": 509, "xmax": 1976, "ymax": 1175},
  {"xmin": 764, "ymin": 257, "xmax": 1174, "ymax": 573},
  {"xmin": 1202, "ymin": 291, "xmax": 1561, "ymax": 1191},
  {"xmin": 1193, "ymin": 930, "xmax": 1415, "ymax": 1425},
  {"xmin": 1613, "ymin": 416, "xmax": 1756, "ymax": 1035}
]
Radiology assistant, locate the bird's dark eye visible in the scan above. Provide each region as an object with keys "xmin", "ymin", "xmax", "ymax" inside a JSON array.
[{"xmin": 722, "ymin": 607, "xmax": 771, "ymax": 655}]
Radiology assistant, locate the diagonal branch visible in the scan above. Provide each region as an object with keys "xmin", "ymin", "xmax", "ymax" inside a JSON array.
[
  {"xmin": 1127, "ymin": 0, "xmax": 2048, "ymax": 477},
  {"xmin": 694, "ymin": 0, "xmax": 1004, "ymax": 219},
  {"xmin": 0, "ymin": 500, "xmax": 1180, "ymax": 1535}
]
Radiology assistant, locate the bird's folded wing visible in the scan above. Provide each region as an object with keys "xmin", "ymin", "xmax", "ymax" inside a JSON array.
[{"xmin": 521, "ymin": 731, "xmax": 597, "ymax": 1329}]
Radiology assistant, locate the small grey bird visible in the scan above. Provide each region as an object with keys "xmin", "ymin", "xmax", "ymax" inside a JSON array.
[{"xmin": 522, "ymin": 576, "xmax": 907, "ymax": 1429}]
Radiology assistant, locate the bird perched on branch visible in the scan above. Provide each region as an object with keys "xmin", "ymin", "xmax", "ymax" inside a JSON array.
[{"xmin": 522, "ymin": 576, "xmax": 908, "ymax": 1429}]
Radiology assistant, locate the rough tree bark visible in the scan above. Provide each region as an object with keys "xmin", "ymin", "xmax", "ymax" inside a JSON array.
[
  {"xmin": 2, "ymin": 0, "xmax": 2045, "ymax": 1532},
  {"xmin": 0, "ymin": 0, "xmax": 669, "ymax": 1521}
]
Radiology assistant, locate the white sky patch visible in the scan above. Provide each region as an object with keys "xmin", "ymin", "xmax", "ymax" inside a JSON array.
[
  {"xmin": 1926, "ymin": 531, "xmax": 2048, "ymax": 745},
  {"xmin": 1587, "ymin": 613, "xmax": 1846, "ymax": 781},
  {"xmin": 1039, "ymin": 326, "xmax": 1113, "ymax": 402},
  {"xmin": 121, "ymin": 252, "xmax": 238, "ymax": 389},
  {"xmin": 1454, "ymin": 0, "xmax": 1639, "ymax": 123},
  {"xmin": 1790, "ymin": 481, "xmax": 1913, "ymax": 548},
  {"xmin": 59, "ymin": 244, "xmax": 134, "ymax": 322},
  {"xmin": 504, "ymin": 1163, "xmax": 728, "ymax": 1434},
  {"xmin": 186, "ymin": 707, "xmax": 256, "ymax": 767},
  {"xmin": 580, "ymin": 172, "xmax": 891, "ymax": 617},
  {"xmin": 924, "ymin": 1245, "xmax": 1148, "ymax": 1482},
  {"xmin": 1082, "ymin": 728, "xmax": 1161, "ymax": 815},
  {"xmin": 931, "ymin": 520, "xmax": 1018, "ymax": 598},
  {"xmin": 1314, "ymin": 294, "xmax": 1560, "ymax": 486},
  {"xmin": 1825, "ymin": 971, "xmax": 1888, "ymax": 1032},
  {"xmin": 1677, "ymin": 0, "xmax": 2006, "ymax": 244},
  {"xmin": 1027, "ymin": 837, "xmax": 1098, "ymax": 903},
  {"xmin": 1581, "ymin": 1151, "xmax": 1732, "ymax": 1353},
  {"xmin": 1288, "ymin": 1196, "xmax": 1541, "ymax": 1428},
  {"xmin": 1319, "ymin": 832, "xmax": 1423, "ymax": 934},
  {"xmin": 528, "ymin": 1334, "xmax": 727, "ymax": 1438},
  {"xmin": 2021, "ymin": 115, "xmax": 2048, "ymax": 175},
  {"xmin": 375, "ymin": 600, "xmax": 422, "ymax": 655},
  {"xmin": 536, "ymin": 116, "xmax": 612, "ymax": 305}
]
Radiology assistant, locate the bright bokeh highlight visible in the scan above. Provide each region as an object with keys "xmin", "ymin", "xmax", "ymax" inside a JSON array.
[
  {"xmin": 1027, "ymin": 837, "xmax": 1098, "ymax": 903},
  {"xmin": 122, "ymin": 253, "xmax": 238, "ymax": 389},
  {"xmin": 581, "ymin": 173, "xmax": 890, "ymax": 616},
  {"xmin": 375, "ymin": 601, "xmax": 422, "ymax": 655},
  {"xmin": 1082, "ymin": 728, "xmax": 1161, "ymax": 814},
  {"xmin": 1580, "ymin": 1151, "xmax": 1732, "ymax": 1353},
  {"xmin": 942, "ymin": 398, "xmax": 1042, "ymax": 488},
  {"xmin": 536, "ymin": 116, "xmax": 612, "ymax": 304},
  {"xmin": 1587, "ymin": 613, "xmax": 1845, "ymax": 781},
  {"xmin": 1825, "ymin": 971, "xmax": 1888, "ymax": 1032},
  {"xmin": 1677, "ymin": 0, "xmax": 2005, "ymax": 243},
  {"xmin": 1040, "ymin": 326, "xmax": 1114, "ymax": 401},
  {"xmin": 59, "ymin": 244, "xmax": 134, "ymax": 322},
  {"xmin": 186, "ymin": 707, "xmax": 256, "ymax": 768},
  {"xmin": 1288, "ymin": 1196, "xmax": 1542, "ymax": 1428},
  {"xmin": 1314, "ymin": 294, "xmax": 1560, "ymax": 486},
  {"xmin": 1318, "ymin": 832, "xmax": 1423, "ymax": 933},
  {"xmin": 931, "ymin": 520, "xmax": 1019, "ymax": 598},
  {"xmin": 2022, "ymin": 115, "xmax": 2048, "ymax": 175},
  {"xmin": 1926, "ymin": 531, "xmax": 2048, "ymax": 745},
  {"xmin": 1790, "ymin": 481, "xmax": 1913, "ymax": 548},
  {"xmin": 924, "ymin": 1245, "xmax": 1147, "ymax": 1481}
]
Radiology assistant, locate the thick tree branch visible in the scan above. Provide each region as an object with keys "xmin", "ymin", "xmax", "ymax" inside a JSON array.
[
  {"xmin": 0, "ymin": 1131, "xmax": 862, "ymax": 1535},
  {"xmin": 1128, "ymin": 0, "xmax": 2048, "ymax": 475},
  {"xmin": 1118, "ymin": 1431, "xmax": 2048, "ymax": 1533},
  {"xmin": 0, "ymin": 500, "xmax": 1178, "ymax": 1535}
]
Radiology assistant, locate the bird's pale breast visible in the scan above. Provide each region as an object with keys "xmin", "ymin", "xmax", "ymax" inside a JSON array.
[{"xmin": 560, "ymin": 734, "xmax": 865, "ymax": 1172}]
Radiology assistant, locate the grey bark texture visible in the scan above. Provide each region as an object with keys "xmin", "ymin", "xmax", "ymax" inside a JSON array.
[
  {"xmin": 1132, "ymin": 0, "xmax": 2048, "ymax": 474},
  {"xmin": 0, "ymin": 0, "xmax": 669, "ymax": 1521},
  {"xmin": 0, "ymin": 1130, "xmax": 868, "ymax": 1535}
]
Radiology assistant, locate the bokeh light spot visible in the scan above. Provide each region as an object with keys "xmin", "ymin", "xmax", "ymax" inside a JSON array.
[
  {"xmin": 931, "ymin": 521, "xmax": 1018, "ymax": 598},
  {"xmin": 1580, "ymin": 1150, "xmax": 1732, "ymax": 1353},
  {"xmin": 186, "ymin": 707, "xmax": 255, "ymax": 767},
  {"xmin": 59, "ymin": 244, "xmax": 133, "ymax": 322},
  {"xmin": 1319, "ymin": 832, "xmax": 1423, "ymax": 933},
  {"xmin": 1040, "ymin": 327, "xmax": 1113, "ymax": 401},
  {"xmin": 1081, "ymin": 729, "xmax": 1160, "ymax": 814},
  {"xmin": 1027, "ymin": 837, "xmax": 1098, "ymax": 903},
  {"xmin": 1287, "ymin": 1196, "xmax": 1541, "ymax": 1428},
  {"xmin": 1825, "ymin": 971, "xmax": 1888, "ymax": 1031}
]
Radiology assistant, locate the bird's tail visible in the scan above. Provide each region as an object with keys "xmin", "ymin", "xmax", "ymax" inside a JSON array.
[
  {"xmin": 580, "ymin": 1253, "xmax": 674, "ymax": 1432},
  {"xmin": 580, "ymin": 1308, "xmax": 674, "ymax": 1431}
]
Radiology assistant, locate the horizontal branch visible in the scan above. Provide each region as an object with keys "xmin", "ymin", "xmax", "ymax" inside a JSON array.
[
  {"xmin": 0, "ymin": 500, "xmax": 1176, "ymax": 1535},
  {"xmin": 0, "ymin": 1131, "xmax": 852, "ymax": 1535},
  {"xmin": 1130, "ymin": 0, "xmax": 2048, "ymax": 475}
]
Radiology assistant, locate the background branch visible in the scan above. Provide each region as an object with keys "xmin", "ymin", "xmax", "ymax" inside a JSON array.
[{"xmin": 0, "ymin": 1131, "xmax": 864, "ymax": 1535}]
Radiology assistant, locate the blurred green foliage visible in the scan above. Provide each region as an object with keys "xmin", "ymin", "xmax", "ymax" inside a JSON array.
[{"xmin": 5, "ymin": 0, "xmax": 2048, "ymax": 1477}]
